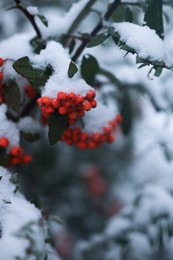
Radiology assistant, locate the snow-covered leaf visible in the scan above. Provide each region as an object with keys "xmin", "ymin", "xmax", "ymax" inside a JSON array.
[{"xmin": 13, "ymin": 57, "xmax": 52, "ymax": 92}]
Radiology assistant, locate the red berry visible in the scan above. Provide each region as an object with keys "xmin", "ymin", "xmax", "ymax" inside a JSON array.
[
  {"xmin": 24, "ymin": 85, "xmax": 36, "ymax": 99},
  {"xmin": 23, "ymin": 154, "xmax": 32, "ymax": 163},
  {"xmin": 9, "ymin": 146, "xmax": 24, "ymax": 157},
  {"xmin": 107, "ymin": 134, "xmax": 115, "ymax": 143},
  {"xmin": 41, "ymin": 97, "xmax": 51, "ymax": 107},
  {"xmin": 68, "ymin": 111, "xmax": 77, "ymax": 120},
  {"xmin": 77, "ymin": 110, "xmax": 85, "ymax": 117},
  {"xmin": 52, "ymin": 98, "xmax": 60, "ymax": 108},
  {"xmin": 67, "ymin": 92, "xmax": 76, "ymax": 103},
  {"xmin": 86, "ymin": 90, "xmax": 96, "ymax": 101},
  {"xmin": 0, "ymin": 72, "xmax": 4, "ymax": 81},
  {"xmin": 59, "ymin": 106, "xmax": 67, "ymax": 115},
  {"xmin": 90, "ymin": 100, "xmax": 97, "ymax": 108},
  {"xmin": 83, "ymin": 101, "xmax": 91, "ymax": 111},
  {"xmin": 10, "ymin": 157, "xmax": 22, "ymax": 165},
  {"xmin": 0, "ymin": 137, "xmax": 9, "ymax": 148},
  {"xmin": 116, "ymin": 114, "xmax": 123, "ymax": 124},
  {"xmin": 57, "ymin": 92, "xmax": 67, "ymax": 102},
  {"xmin": 0, "ymin": 58, "xmax": 4, "ymax": 67},
  {"xmin": 76, "ymin": 95, "xmax": 84, "ymax": 105},
  {"xmin": 76, "ymin": 141, "xmax": 87, "ymax": 149}
]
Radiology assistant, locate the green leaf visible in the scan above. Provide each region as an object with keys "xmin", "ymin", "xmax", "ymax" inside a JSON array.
[
  {"xmin": 138, "ymin": 63, "xmax": 148, "ymax": 69},
  {"xmin": 30, "ymin": 36, "xmax": 42, "ymax": 54},
  {"xmin": 37, "ymin": 14, "xmax": 48, "ymax": 27},
  {"xmin": 125, "ymin": 6, "xmax": 133, "ymax": 23},
  {"xmin": 68, "ymin": 61, "xmax": 78, "ymax": 78},
  {"xmin": 154, "ymin": 67, "xmax": 163, "ymax": 77},
  {"xmin": 120, "ymin": 90, "xmax": 133, "ymax": 135},
  {"xmin": 87, "ymin": 33, "xmax": 109, "ymax": 48},
  {"xmin": 144, "ymin": 0, "xmax": 164, "ymax": 39},
  {"xmin": 48, "ymin": 113, "xmax": 67, "ymax": 145},
  {"xmin": 13, "ymin": 57, "xmax": 52, "ymax": 92},
  {"xmin": 3, "ymin": 80, "xmax": 21, "ymax": 112},
  {"xmin": 81, "ymin": 54, "xmax": 99, "ymax": 85}
]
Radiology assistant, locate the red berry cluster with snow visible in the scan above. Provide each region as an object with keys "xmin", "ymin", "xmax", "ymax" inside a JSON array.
[
  {"xmin": 30, "ymin": 41, "xmax": 122, "ymax": 148},
  {"xmin": 61, "ymin": 102, "xmax": 122, "ymax": 149},
  {"xmin": 0, "ymin": 105, "xmax": 32, "ymax": 166}
]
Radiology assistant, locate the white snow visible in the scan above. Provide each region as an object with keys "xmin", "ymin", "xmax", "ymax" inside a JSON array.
[
  {"xmin": 0, "ymin": 167, "xmax": 46, "ymax": 259},
  {"xmin": 112, "ymin": 22, "xmax": 173, "ymax": 66},
  {"xmin": 18, "ymin": 116, "xmax": 41, "ymax": 134},
  {"xmin": 30, "ymin": 41, "xmax": 94, "ymax": 97},
  {"xmin": 26, "ymin": 6, "xmax": 39, "ymax": 16},
  {"xmin": 38, "ymin": 0, "xmax": 92, "ymax": 39},
  {"xmin": 82, "ymin": 101, "xmax": 117, "ymax": 134}
]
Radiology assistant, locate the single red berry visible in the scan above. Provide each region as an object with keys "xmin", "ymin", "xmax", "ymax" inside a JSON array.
[
  {"xmin": 9, "ymin": 146, "xmax": 24, "ymax": 157},
  {"xmin": 57, "ymin": 92, "xmax": 67, "ymax": 102},
  {"xmin": 91, "ymin": 133, "xmax": 100, "ymax": 143},
  {"xmin": 83, "ymin": 101, "xmax": 91, "ymax": 111},
  {"xmin": 24, "ymin": 85, "xmax": 36, "ymax": 99},
  {"xmin": 68, "ymin": 119, "xmax": 76, "ymax": 125},
  {"xmin": 44, "ymin": 106, "xmax": 54, "ymax": 114},
  {"xmin": 64, "ymin": 129, "xmax": 73, "ymax": 138},
  {"xmin": 0, "ymin": 137, "xmax": 9, "ymax": 148},
  {"xmin": 90, "ymin": 100, "xmax": 97, "ymax": 108},
  {"xmin": 23, "ymin": 154, "xmax": 32, "ymax": 163},
  {"xmin": 51, "ymin": 98, "xmax": 60, "ymax": 108},
  {"xmin": 65, "ymin": 139, "xmax": 73, "ymax": 145},
  {"xmin": 86, "ymin": 90, "xmax": 96, "ymax": 101},
  {"xmin": 67, "ymin": 92, "xmax": 76, "ymax": 103},
  {"xmin": 76, "ymin": 141, "xmax": 87, "ymax": 149},
  {"xmin": 80, "ymin": 132, "xmax": 88, "ymax": 141},
  {"xmin": 10, "ymin": 157, "xmax": 22, "ymax": 165},
  {"xmin": 59, "ymin": 106, "xmax": 67, "ymax": 115},
  {"xmin": 0, "ymin": 72, "xmax": 4, "ymax": 81},
  {"xmin": 88, "ymin": 141, "xmax": 97, "ymax": 149},
  {"xmin": 107, "ymin": 134, "xmax": 115, "ymax": 144},
  {"xmin": 77, "ymin": 110, "xmax": 85, "ymax": 117},
  {"xmin": 68, "ymin": 111, "xmax": 77, "ymax": 120},
  {"xmin": 76, "ymin": 95, "xmax": 84, "ymax": 105},
  {"xmin": 116, "ymin": 114, "xmax": 123, "ymax": 124},
  {"xmin": 37, "ymin": 98, "xmax": 42, "ymax": 106},
  {"xmin": 41, "ymin": 96, "xmax": 51, "ymax": 107},
  {"xmin": 0, "ymin": 58, "xmax": 4, "ymax": 67}
]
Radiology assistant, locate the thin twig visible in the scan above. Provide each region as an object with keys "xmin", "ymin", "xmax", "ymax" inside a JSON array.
[
  {"xmin": 14, "ymin": 0, "xmax": 42, "ymax": 40},
  {"xmin": 72, "ymin": 0, "xmax": 121, "ymax": 62}
]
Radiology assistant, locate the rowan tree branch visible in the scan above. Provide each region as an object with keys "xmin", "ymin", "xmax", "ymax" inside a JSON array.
[{"xmin": 72, "ymin": 0, "xmax": 121, "ymax": 62}]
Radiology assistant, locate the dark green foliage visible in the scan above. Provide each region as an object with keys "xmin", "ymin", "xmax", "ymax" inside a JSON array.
[{"xmin": 81, "ymin": 54, "xmax": 99, "ymax": 85}]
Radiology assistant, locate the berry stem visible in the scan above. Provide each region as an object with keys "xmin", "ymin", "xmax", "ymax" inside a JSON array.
[{"xmin": 72, "ymin": 0, "xmax": 121, "ymax": 62}]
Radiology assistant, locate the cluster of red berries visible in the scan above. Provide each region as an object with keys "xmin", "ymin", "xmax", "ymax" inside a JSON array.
[
  {"xmin": 61, "ymin": 114, "xmax": 122, "ymax": 149},
  {"xmin": 24, "ymin": 84, "xmax": 36, "ymax": 99},
  {"xmin": 37, "ymin": 90, "xmax": 97, "ymax": 125},
  {"xmin": 0, "ymin": 136, "xmax": 32, "ymax": 165}
]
